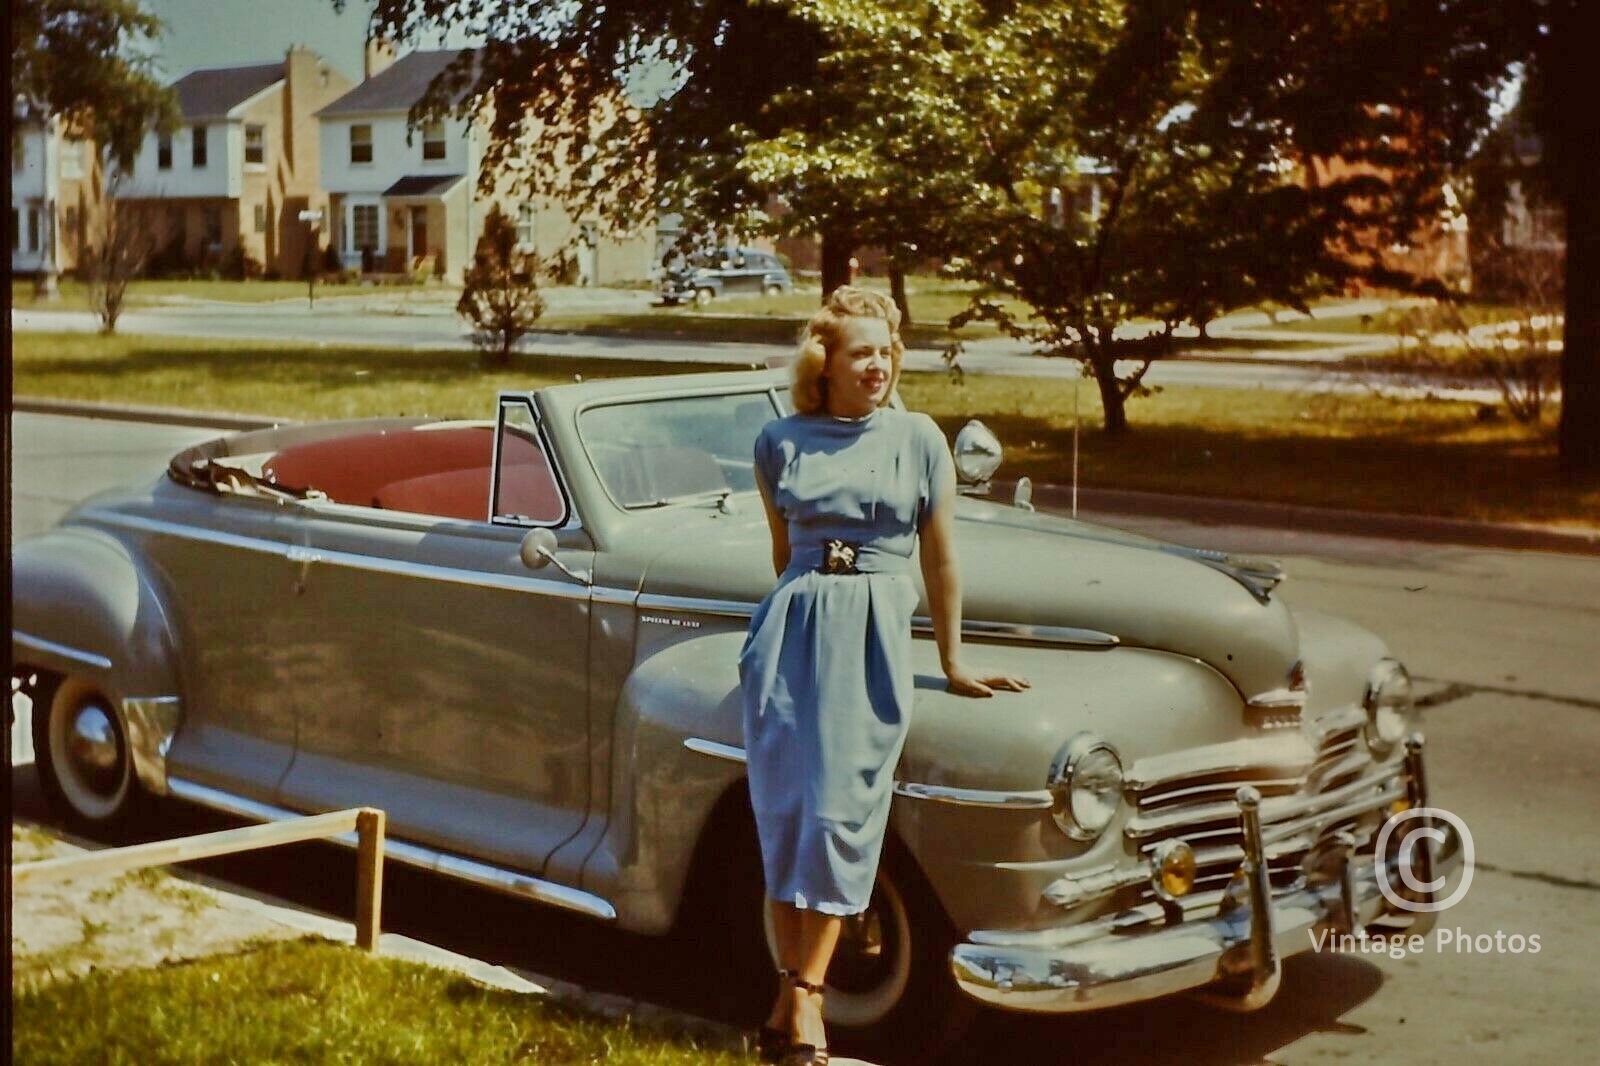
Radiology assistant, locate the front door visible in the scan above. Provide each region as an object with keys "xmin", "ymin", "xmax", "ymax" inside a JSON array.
[
  {"xmin": 409, "ymin": 206, "xmax": 427, "ymax": 267},
  {"xmin": 273, "ymin": 403, "xmax": 593, "ymax": 877}
]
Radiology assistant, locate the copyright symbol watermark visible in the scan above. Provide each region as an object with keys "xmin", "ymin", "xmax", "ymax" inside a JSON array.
[{"xmin": 1375, "ymin": 806, "xmax": 1474, "ymax": 913}]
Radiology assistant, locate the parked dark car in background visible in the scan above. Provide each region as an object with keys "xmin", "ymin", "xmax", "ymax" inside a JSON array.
[{"xmin": 659, "ymin": 248, "xmax": 794, "ymax": 305}]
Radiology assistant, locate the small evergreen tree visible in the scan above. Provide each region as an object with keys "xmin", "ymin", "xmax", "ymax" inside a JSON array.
[{"xmin": 457, "ymin": 204, "xmax": 545, "ymax": 368}]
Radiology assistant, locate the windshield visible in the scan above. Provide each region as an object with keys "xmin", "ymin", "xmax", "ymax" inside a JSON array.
[{"xmin": 579, "ymin": 389, "xmax": 787, "ymax": 508}]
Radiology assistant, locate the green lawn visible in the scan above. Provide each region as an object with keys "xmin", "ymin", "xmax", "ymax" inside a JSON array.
[
  {"xmin": 12, "ymin": 939, "xmax": 749, "ymax": 1065},
  {"xmin": 12, "ymin": 332, "xmax": 1592, "ymax": 526},
  {"xmin": 11, "ymin": 277, "xmax": 401, "ymax": 311}
]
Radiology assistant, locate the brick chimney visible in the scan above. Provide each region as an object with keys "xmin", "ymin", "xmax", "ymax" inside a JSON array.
[{"xmin": 364, "ymin": 36, "xmax": 397, "ymax": 81}]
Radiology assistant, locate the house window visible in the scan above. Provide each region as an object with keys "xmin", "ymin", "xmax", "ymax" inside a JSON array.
[
  {"xmin": 202, "ymin": 205, "xmax": 223, "ymax": 246},
  {"xmin": 351, "ymin": 203, "xmax": 379, "ymax": 251},
  {"xmin": 60, "ymin": 141, "xmax": 84, "ymax": 179},
  {"xmin": 350, "ymin": 124, "xmax": 372, "ymax": 165},
  {"xmin": 516, "ymin": 203, "xmax": 536, "ymax": 249},
  {"xmin": 244, "ymin": 124, "xmax": 265, "ymax": 166},
  {"xmin": 254, "ymin": 203, "xmax": 267, "ymax": 233},
  {"xmin": 28, "ymin": 206, "xmax": 42, "ymax": 252},
  {"xmin": 10, "ymin": 208, "xmax": 18, "ymax": 251},
  {"xmin": 422, "ymin": 120, "xmax": 446, "ymax": 161},
  {"xmin": 157, "ymin": 132, "xmax": 173, "ymax": 169},
  {"xmin": 12, "ymin": 140, "xmax": 21, "ymax": 171},
  {"xmin": 192, "ymin": 124, "xmax": 208, "ymax": 168}
]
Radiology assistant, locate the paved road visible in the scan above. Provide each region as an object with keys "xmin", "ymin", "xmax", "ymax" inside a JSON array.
[
  {"xmin": 12, "ymin": 303, "xmax": 1504, "ymax": 401},
  {"xmin": 11, "ymin": 413, "xmax": 1597, "ymax": 1064}
]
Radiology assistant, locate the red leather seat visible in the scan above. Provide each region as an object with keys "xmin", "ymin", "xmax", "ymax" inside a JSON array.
[
  {"xmin": 264, "ymin": 427, "xmax": 497, "ymax": 507},
  {"xmin": 262, "ymin": 427, "xmax": 563, "ymax": 521}
]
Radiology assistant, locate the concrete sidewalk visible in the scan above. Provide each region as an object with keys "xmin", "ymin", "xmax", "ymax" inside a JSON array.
[{"xmin": 16, "ymin": 395, "xmax": 1598, "ymax": 556}]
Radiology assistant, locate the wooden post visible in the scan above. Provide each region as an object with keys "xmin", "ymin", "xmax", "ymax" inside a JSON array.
[{"xmin": 354, "ymin": 807, "xmax": 386, "ymax": 953}]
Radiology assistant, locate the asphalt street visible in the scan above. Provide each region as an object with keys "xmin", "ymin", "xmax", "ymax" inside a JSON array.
[
  {"xmin": 10, "ymin": 412, "xmax": 1598, "ymax": 1065},
  {"xmin": 11, "ymin": 302, "xmax": 1504, "ymax": 401}
]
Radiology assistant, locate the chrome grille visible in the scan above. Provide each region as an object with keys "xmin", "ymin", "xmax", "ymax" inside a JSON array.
[{"xmin": 1123, "ymin": 708, "xmax": 1399, "ymax": 909}]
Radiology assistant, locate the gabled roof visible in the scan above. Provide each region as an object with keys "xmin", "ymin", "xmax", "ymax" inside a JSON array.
[
  {"xmin": 318, "ymin": 49, "xmax": 477, "ymax": 118},
  {"xmin": 172, "ymin": 62, "xmax": 284, "ymax": 120}
]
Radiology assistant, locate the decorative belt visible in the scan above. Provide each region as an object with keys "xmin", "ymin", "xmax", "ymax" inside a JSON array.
[{"xmin": 820, "ymin": 538, "xmax": 862, "ymax": 575}]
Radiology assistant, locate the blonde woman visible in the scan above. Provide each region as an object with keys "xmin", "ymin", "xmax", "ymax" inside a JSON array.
[{"xmin": 737, "ymin": 286, "xmax": 1029, "ymax": 1064}]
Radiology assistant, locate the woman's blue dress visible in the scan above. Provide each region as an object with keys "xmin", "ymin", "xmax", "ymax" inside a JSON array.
[{"xmin": 737, "ymin": 406, "xmax": 954, "ymax": 915}]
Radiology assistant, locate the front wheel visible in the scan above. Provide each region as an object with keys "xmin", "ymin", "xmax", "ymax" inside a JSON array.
[
  {"xmin": 33, "ymin": 675, "xmax": 145, "ymax": 828},
  {"xmin": 693, "ymin": 287, "xmax": 716, "ymax": 307},
  {"xmin": 763, "ymin": 282, "xmax": 784, "ymax": 298}
]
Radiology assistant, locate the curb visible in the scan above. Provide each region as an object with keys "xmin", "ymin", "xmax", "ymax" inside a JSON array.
[{"xmin": 18, "ymin": 395, "xmax": 1597, "ymax": 556}]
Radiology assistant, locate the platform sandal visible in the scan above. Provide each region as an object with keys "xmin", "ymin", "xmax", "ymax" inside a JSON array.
[
  {"xmin": 755, "ymin": 968, "xmax": 796, "ymax": 1063},
  {"xmin": 779, "ymin": 975, "xmax": 829, "ymax": 1066}
]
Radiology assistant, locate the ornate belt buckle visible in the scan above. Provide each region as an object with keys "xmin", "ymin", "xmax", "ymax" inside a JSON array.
[{"xmin": 821, "ymin": 538, "xmax": 861, "ymax": 575}]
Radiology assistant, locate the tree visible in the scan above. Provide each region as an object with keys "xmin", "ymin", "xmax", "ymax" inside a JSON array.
[
  {"xmin": 11, "ymin": 0, "xmax": 176, "ymax": 168},
  {"xmin": 84, "ymin": 176, "xmax": 156, "ymax": 334},
  {"xmin": 354, "ymin": 1, "xmax": 878, "ymax": 295},
  {"xmin": 457, "ymin": 205, "xmax": 547, "ymax": 368}
]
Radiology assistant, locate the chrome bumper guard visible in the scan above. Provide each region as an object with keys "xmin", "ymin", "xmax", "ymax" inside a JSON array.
[{"xmin": 950, "ymin": 735, "xmax": 1462, "ymax": 1014}]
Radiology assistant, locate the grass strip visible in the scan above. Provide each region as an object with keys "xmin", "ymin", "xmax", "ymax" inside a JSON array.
[
  {"xmin": 13, "ymin": 332, "xmax": 1592, "ymax": 527},
  {"xmin": 12, "ymin": 938, "xmax": 749, "ymax": 1065}
]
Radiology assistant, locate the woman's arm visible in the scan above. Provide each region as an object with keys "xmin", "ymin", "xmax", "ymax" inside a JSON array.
[
  {"xmin": 756, "ymin": 466, "xmax": 790, "ymax": 578},
  {"xmin": 918, "ymin": 434, "xmax": 1030, "ymax": 698}
]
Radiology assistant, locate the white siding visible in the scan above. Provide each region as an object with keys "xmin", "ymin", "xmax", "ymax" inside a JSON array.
[
  {"xmin": 115, "ymin": 122, "xmax": 236, "ymax": 199},
  {"xmin": 320, "ymin": 113, "xmax": 470, "ymax": 194}
]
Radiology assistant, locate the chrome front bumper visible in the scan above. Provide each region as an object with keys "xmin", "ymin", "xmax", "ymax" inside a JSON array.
[{"xmin": 950, "ymin": 736, "xmax": 1463, "ymax": 1014}]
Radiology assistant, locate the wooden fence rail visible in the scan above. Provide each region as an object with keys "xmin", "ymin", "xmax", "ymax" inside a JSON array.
[{"xmin": 12, "ymin": 807, "xmax": 387, "ymax": 952}]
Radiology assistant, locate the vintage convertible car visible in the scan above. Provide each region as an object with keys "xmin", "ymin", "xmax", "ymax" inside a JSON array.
[{"xmin": 12, "ymin": 368, "xmax": 1461, "ymax": 1053}]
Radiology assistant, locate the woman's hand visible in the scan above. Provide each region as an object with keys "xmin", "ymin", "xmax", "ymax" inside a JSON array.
[{"xmin": 943, "ymin": 661, "xmax": 1031, "ymax": 698}]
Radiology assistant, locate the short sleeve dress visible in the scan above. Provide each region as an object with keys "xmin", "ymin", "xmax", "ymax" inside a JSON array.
[{"xmin": 736, "ymin": 406, "xmax": 955, "ymax": 915}]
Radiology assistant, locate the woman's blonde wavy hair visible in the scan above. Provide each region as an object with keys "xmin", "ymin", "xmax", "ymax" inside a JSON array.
[{"xmin": 790, "ymin": 285, "xmax": 906, "ymax": 415}]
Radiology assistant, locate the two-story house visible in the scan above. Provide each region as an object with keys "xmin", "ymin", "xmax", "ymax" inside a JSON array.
[
  {"xmin": 11, "ymin": 108, "xmax": 103, "ymax": 279},
  {"xmin": 114, "ymin": 46, "xmax": 352, "ymax": 278},
  {"xmin": 318, "ymin": 43, "xmax": 653, "ymax": 283}
]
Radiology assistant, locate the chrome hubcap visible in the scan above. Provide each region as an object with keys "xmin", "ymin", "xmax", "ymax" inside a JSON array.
[{"xmin": 67, "ymin": 703, "xmax": 123, "ymax": 793}]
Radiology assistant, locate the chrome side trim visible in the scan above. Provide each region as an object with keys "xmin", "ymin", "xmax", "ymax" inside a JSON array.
[
  {"xmin": 638, "ymin": 593, "xmax": 753, "ymax": 620},
  {"xmin": 681, "ymin": 739, "xmax": 1055, "ymax": 809},
  {"xmin": 122, "ymin": 696, "xmax": 182, "ymax": 796},
  {"xmin": 895, "ymin": 782, "xmax": 1055, "ymax": 810},
  {"xmin": 13, "ymin": 631, "xmax": 114, "ymax": 670},
  {"xmin": 641, "ymin": 596, "xmax": 1120, "ymax": 649},
  {"xmin": 590, "ymin": 585, "xmax": 640, "ymax": 607},
  {"xmin": 683, "ymin": 737, "xmax": 747, "ymax": 763},
  {"xmin": 165, "ymin": 778, "xmax": 617, "ymax": 922},
  {"xmin": 81, "ymin": 511, "xmax": 592, "ymax": 602},
  {"xmin": 914, "ymin": 618, "xmax": 1119, "ymax": 649}
]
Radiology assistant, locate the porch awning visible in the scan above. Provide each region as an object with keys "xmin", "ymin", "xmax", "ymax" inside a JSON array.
[{"xmin": 382, "ymin": 174, "xmax": 466, "ymax": 198}]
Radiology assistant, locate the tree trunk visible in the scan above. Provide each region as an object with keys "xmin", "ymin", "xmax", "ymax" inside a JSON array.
[
  {"xmin": 1557, "ymin": 136, "xmax": 1600, "ymax": 479},
  {"xmin": 1090, "ymin": 347, "xmax": 1129, "ymax": 435},
  {"xmin": 889, "ymin": 264, "xmax": 912, "ymax": 328},
  {"xmin": 820, "ymin": 230, "xmax": 855, "ymax": 300}
]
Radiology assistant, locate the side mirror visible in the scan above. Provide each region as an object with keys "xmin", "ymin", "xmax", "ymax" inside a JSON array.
[
  {"xmin": 519, "ymin": 527, "xmax": 558, "ymax": 570},
  {"xmin": 518, "ymin": 527, "xmax": 592, "ymax": 585},
  {"xmin": 953, "ymin": 419, "xmax": 1003, "ymax": 493}
]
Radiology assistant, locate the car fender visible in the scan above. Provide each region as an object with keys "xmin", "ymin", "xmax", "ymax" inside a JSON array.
[
  {"xmin": 587, "ymin": 627, "xmax": 749, "ymax": 934},
  {"xmin": 11, "ymin": 527, "xmax": 185, "ymax": 791}
]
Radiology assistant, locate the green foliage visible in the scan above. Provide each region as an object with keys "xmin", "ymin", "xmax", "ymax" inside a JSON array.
[
  {"xmin": 11, "ymin": 0, "xmax": 178, "ymax": 167},
  {"xmin": 457, "ymin": 204, "xmax": 547, "ymax": 368}
]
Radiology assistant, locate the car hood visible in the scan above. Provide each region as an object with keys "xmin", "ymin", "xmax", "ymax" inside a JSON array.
[{"xmin": 630, "ymin": 493, "xmax": 1300, "ymax": 703}]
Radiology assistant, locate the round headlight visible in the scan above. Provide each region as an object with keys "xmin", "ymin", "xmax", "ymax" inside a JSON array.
[
  {"xmin": 1364, "ymin": 659, "xmax": 1413, "ymax": 755},
  {"xmin": 1048, "ymin": 735, "xmax": 1123, "ymax": 840}
]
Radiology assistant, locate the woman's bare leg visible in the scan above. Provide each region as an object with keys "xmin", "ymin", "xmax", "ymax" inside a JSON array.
[
  {"xmin": 790, "ymin": 909, "xmax": 842, "ymax": 1049},
  {"xmin": 765, "ymin": 899, "xmax": 804, "ymax": 1030}
]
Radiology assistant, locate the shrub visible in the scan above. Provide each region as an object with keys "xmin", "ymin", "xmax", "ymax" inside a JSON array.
[{"xmin": 457, "ymin": 204, "xmax": 547, "ymax": 367}]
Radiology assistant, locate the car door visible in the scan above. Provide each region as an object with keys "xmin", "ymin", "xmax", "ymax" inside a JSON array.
[{"xmin": 272, "ymin": 397, "xmax": 594, "ymax": 878}]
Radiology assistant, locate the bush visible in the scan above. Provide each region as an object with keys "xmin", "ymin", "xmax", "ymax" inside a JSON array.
[{"xmin": 457, "ymin": 204, "xmax": 547, "ymax": 367}]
